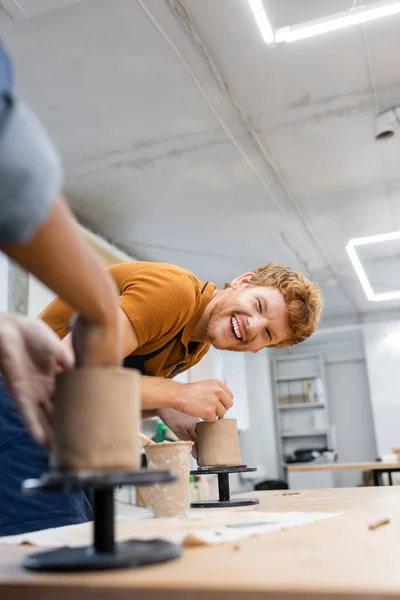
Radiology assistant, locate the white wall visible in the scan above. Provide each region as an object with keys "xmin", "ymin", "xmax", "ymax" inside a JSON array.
[
  {"xmin": 363, "ymin": 321, "xmax": 400, "ymax": 457},
  {"xmin": 0, "ymin": 255, "xmax": 53, "ymax": 317},
  {"xmin": 28, "ymin": 276, "xmax": 56, "ymax": 318},
  {"xmin": 212, "ymin": 349, "xmax": 250, "ymax": 430},
  {"xmin": 187, "ymin": 350, "xmax": 214, "ymax": 383},
  {"xmin": 240, "ymin": 350, "xmax": 278, "ymax": 479},
  {"xmin": 187, "ymin": 349, "xmax": 250, "ymax": 431},
  {"xmin": 326, "ymin": 359, "xmax": 377, "ymax": 486}
]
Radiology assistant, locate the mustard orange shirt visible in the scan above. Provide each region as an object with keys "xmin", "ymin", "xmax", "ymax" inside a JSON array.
[{"xmin": 40, "ymin": 262, "xmax": 216, "ymax": 378}]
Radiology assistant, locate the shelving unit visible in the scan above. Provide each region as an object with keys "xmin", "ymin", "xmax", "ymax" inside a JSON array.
[
  {"xmin": 280, "ymin": 430, "xmax": 330, "ymax": 438},
  {"xmin": 275, "ymin": 375, "xmax": 318, "ymax": 383},
  {"xmin": 279, "ymin": 403, "xmax": 325, "ymax": 411},
  {"xmin": 272, "ymin": 353, "xmax": 336, "ymax": 483}
]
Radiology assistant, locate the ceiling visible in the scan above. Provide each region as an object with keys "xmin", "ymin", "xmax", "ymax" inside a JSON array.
[{"xmin": 1, "ymin": 0, "xmax": 400, "ymax": 328}]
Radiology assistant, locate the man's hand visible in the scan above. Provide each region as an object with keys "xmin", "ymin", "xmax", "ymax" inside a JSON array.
[
  {"xmin": 141, "ymin": 378, "xmax": 234, "ymax": 421},
  {"xmin": 158, "ymin": 408, "xmax": 200, "ymax": 458},
  {"xmin": 0, "ymin": 314, "xmax": 74, "ymax": 449},
  {"xmin": 175, "ymin": 380, "xmax": 233, "ymax": 421}
]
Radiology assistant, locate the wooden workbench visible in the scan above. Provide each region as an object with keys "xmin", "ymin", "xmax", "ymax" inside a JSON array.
[
  {"xmin": 287, "ymin": 461, "xmax": 400, "ymax": 472},
  {"xmin": 1, "ymin": 487, "xmax": 400, "ymax": 599},
  {"xmin": 287, "ymin": 461, "xmax": 400, "ymax": 486}
]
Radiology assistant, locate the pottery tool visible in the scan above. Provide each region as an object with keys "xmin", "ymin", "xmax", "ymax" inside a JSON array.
[
  {"xmin": 139, "ymin": 432, "xmax": 156, "ymax": 445},
  {"xmin": 218, "ymin": 378, "xmax": 228, "ymax": 419}
]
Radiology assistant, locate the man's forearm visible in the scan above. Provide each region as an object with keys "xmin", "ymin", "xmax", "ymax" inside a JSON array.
[
  {"xmin": 141, "ymin": 377, "xmax": 234, "ymax": 422},
  {"xmin": 141, "ymin": 377, "xmax": 183, "ymax": 411}
]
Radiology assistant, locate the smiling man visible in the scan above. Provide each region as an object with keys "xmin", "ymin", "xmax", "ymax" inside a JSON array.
[
  {"xmin": 41, "ymin": 261, "xmax": 323, "ymax": 440},
  {"xmin": 0, "ymin": 260, "xmax": 322, "ymax": 536}
]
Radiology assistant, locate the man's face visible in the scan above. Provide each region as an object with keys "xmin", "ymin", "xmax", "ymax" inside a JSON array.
[{"xmin": 206, "ymin": 274, "xmax": 290, "ymax": 353}]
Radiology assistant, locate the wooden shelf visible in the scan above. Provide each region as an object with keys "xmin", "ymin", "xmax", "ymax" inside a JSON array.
[
  {"xmin": 275, "ymin": 376, "xmax": 319, "ymax": 383},
  {"xmin": 278, "ymin": 403, "xmax": 325, "ymax": 410},
  {"xmin": 280, "ymin": 430, "xmax": 329, "ymax": 438}
]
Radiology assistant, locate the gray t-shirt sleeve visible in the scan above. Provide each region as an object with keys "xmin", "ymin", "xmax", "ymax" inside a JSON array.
[{"xmin": 0, "ymin": 98, "xmax": 63, "ymax": 244}]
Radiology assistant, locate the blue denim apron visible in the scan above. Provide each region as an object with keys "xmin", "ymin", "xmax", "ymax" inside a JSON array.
[
  {"xmin": 123, "ymin": 332, "xmax": 186, "ymax": 376},
  {"xmin": 0, "ymin": 379, "xmax": 93, "ymax": 536}
]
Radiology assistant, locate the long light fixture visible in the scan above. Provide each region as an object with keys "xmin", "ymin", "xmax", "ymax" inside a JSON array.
[
  {"xmin": 247, "ymin": 0, "xmax": 274, "ymax": 43},
  {"xmin": 346, "ymin": 231, "xmax": 400, "ymax": 302},
  {"xmin": 248, "ymin": 0, "xmax": 400, "ymax": 45}
]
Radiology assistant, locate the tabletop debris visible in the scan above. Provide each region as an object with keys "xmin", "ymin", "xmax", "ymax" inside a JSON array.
[{"xmin": 368, "ymin": 518, "xmax": 390, "ymax": 531}]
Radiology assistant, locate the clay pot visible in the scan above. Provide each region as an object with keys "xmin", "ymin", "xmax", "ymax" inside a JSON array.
[
  {"xmin": 52, "ymin": 367, "xmax": 140, "ymax": 472},
  {"xmin": 145, "ymin": 441, "xmax": 193, "ymax": 518},
  {"xmin": 393, "ymin": 447, "xmax": 400, "ymax": 463},
  {"xmin": 196, "ymin": 419, "xmax": 242, "ymax": 467}
]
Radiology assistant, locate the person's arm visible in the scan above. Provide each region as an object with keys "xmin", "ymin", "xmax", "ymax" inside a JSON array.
[
  {"xmin": 140, "ymin": 377, "xmax": 233, "ymax": 419},
  {"xmin": 0, "ymin": 95, "xmax": 121, "ymax": 367},
  {"xmin": 117, "ymin": 307, "xmax": 234, "ymax": 419},
  {"xmin": 1, "ymin": 198, "xmax": 121, "ymax": 366},
  {"xmin": 0, "ymin": 198, "xmax": 121, "ymax": 448},
  {"xmin": 0, "ymin": 91, "xmax": 121, "ymax": 448}
]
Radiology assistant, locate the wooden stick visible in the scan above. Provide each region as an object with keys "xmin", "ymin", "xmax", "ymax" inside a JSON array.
[
  {"xmin": 368, "ymin": 518, "xmax": 390, "ymax": 531},
  {"xmin": 218, "ymin": 378, "xmax": 228, "ymax": 420},
  {"xmin": 139, "ymin": 432, "xmax": 155, "ymax": 445}
]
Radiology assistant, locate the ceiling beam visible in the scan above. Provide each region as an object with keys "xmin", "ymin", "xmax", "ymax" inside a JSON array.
[
  {"xmin": 79, "ymin": 225, "xmax": 136, "ymax": 267},
  {"xmin": 1, "ymin": 0, "xmax": 28, "ymax": 20}
]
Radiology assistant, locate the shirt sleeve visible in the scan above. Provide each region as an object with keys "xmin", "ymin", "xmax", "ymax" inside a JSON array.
[
  {"xmin": 117, "ymin": 265, "xmax": 201, "ymax": 348},
  {"xmin": 0, "ymin": 99, "xmax": 63, "ymax": 244}
]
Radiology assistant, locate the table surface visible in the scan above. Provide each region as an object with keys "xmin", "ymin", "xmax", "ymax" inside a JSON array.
[
  {"xmin": 1, "ymin": 487, "xmax": 400, "ymax": 599},
  {"xmin": 287, "ymin": 461, "xmax": 400, "ymax": 472}
]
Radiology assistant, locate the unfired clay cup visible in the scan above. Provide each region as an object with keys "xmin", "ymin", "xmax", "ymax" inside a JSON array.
[
  {"xmin": 52, "ymin": 367, "xmax": 140, "ymax": 472},
  {"xmin": 145, "ymin": 441, "xmax": 193, "ymax": 518},
  {"xmin": 196, "ymin": 418, "xmax": 242, "ymax": 467}
]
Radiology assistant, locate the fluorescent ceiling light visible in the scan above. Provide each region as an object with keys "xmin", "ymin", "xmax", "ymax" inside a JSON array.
[
  {"xmin": 348, "ymin": 230, "xmax": 400, "ymax": 246},
  {"xmin": 346, "ymin": 231, "xmax": 400, "ymax": 302},
  {"xmin": 273, "ymin": 1, "xmax": 400, "ymax": 44},
  {"xmin": 247, "ymin": 0, "xmax": 274, "ymax": 44},
  {"xmin": 387, "ymin": 332, "xmax": 400, "ymax": 342}
]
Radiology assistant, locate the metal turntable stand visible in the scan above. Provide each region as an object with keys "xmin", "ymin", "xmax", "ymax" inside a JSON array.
[
  {"xmin": 190, "ymin": 465, "xmax": 260, "ymax": 508},
  {"xmin": 22, "ymin": 469, "xmax": 181, "ymax": 572}
]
